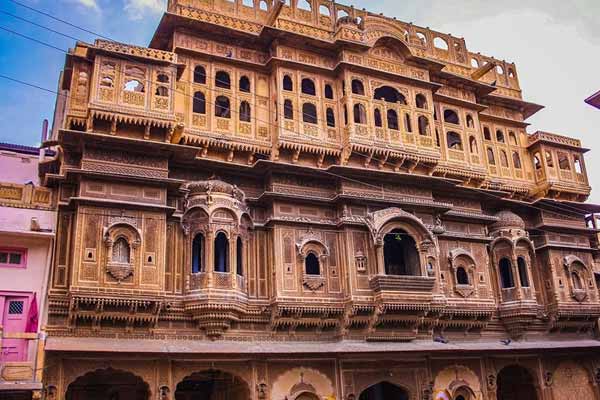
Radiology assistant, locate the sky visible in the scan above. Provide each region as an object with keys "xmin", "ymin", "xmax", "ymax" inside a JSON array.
[{"xmin": 0, "ymin": 0, "xmax": 599, "ymax": 201}]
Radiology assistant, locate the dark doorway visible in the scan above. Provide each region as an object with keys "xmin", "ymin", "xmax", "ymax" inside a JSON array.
[
  {"xmin": 214, "ymin": 232, "xmax": 229, "ymax": 272},
  {"xmin": 359, "ymin": 382, "xmax": 409, "ymax": 400},
  {"xmin": 496, "ymin": 365, "xmax": 537, "ymax": 400},
  {"xmin": 66, "ymin": 368, "xmax": 149, "ymax": 400},
  {"xmin": 175, "ymin": 370, "xmax": 250, "ymax": 400},
  {"xmin": 383, "ymin": 229, "xmax": 420, "ymax": 276}
]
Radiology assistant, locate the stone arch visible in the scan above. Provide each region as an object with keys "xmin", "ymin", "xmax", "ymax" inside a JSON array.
[
  {"xmin": 271, "ymin": 367, "xmax": 335, "ymax": 400},
  {"xmin": 364, "ymin": 16, "xmax": 414, "ymax": 56},
  {"xmin": 551, "ymin": 361, "xmax": 595, "ymax": 399},
  {"xmin": 174, "ymin": 369, "xmax": 251, "ymax": 400},
  {"xmin": 103, "ymin": 222, "xmax": 141, "ymax": 245},
  {"xmin": 357, "ymin": 380, "xmax": 410, "ymax": 400},
  {"xmin": 366, "ymin": 207, "xmax": 435, "ymax": 246},
  {"xmin": 433, "ymin": 365, "xmax": 483, "ymax": 400},
  {"xmin": 210, "ymin": 207, "xmax": 239, "ymax": 225},
  {"xmin": 65, "ymin": 368, "xmax": 150, "ymax": 400},
  {"xmin": 496, "ymin": 364, "xmax": 538, "ymax": 400}
]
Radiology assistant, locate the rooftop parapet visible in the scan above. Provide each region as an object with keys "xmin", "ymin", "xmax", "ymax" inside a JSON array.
[
  {"xmin": 159, "ymin": 0, "xmax": 520, "ymax": 93},
  {"xmin": 528, "ymin": 131, "xmax": 586, "ymax": 152}
]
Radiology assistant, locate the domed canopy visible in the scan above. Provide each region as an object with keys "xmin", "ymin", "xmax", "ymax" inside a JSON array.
[
  {"xmin": 490, "ymin": 210, "xmax": 525, "ymax": 231},
  {"xmin": 185, "ymin": 179, "xmax": 245, "ymax": 202}
]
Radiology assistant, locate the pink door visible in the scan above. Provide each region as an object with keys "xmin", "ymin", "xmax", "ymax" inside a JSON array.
[{"xmin": 1, "ymin": 296, "xmax": 29, "ymax": 362}]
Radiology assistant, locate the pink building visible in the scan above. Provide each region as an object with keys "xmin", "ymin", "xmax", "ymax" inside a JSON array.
[{"xmin": 0, "ymin": 141, "xmax": 55, "ymax": 400}]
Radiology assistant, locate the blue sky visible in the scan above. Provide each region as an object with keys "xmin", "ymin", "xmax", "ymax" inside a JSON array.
[{"xmin": 1, "ymin": 0, "xmax": 600, "ymax": 201}]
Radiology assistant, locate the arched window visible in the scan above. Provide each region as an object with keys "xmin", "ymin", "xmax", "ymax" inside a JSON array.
[
  {"xmin": 242, "ymin": 0, "xmax": 253, "ymax": 7},
  {"xmin": 418, "ymin": 116, "xmax": 429, "ymax": 135},
  {"xmin": 466, "ymin": 114, "xmax": 474, "ymax": 128},
  {"xmin": 499, "ymin": 257, "xmax": 515, "ymax": 288},
  {"xmin": 259, "ymin": 0, "xmax": 268, "ymax": 10},
  {"xmin": 512, "ymin": 151, "xmax": 522, "ymax": 169},
  {"xmin": 517, "ymin": 257, "xmax": 529, "ymax": 287},
  {"xmin": 435, "ymin": 129, "xmax": 440, "ymax": 147},
  {"xmin": 496, "ymin": 130, "xmax": 505, "ymax": 143},
  {"xmin": 305, "ymin": 253, "xmax": 320, "ymax": 275},
  {"xmin": 509, "ymin": 131, "xmax": 518, "ymax": 145},
  {"xmin": 500, "ymin": 150, "xmax": 509, "ymax": 167},
  {"xmin": 447, "ymin": 131, "xmax": 462, "ymax": 150},
  {"xmin": 319, "ymin": 4, "xmax": 330, "ymax": 16},
  {"xmin": 534, "ymin": 153, "xmax": 542, "ymax": 170},
  {"xmin": 283, "ymin": 75, "xmax": 293, "ymax": 91},
  {"xmin": 301, "ymin": 78, "xmax": 316, "ymax": 95},
  {"xmin": 239, "ymin": 101, "xmax": 251, "ymax": 122},
  {"xmin": 471, "ymin": 58, "xmax": 479, "ymax": 68},
  {"xmin": 236, "ymin": 237, "xmax": 243, "ymax": 276},
  {"xmin": 374, "ymin": 86, "xmax": 407, "ymax": 104},
  {"xmin": 469, "ymin": 136, "xmax": 478, "ymax": 153},
  {"xmin": 416, "ymin": 32, "xmax": 427, "ymax": 45},
  {"xmin": 215, "ymin": 96, "xmax": 231, "ymax": 118},
  {"xmin": 434, "ymin": 37, "xmax": 449, "ymax": 50},
  {"xmin": 374, "ymin": 109, "xmax": 382, "ymax": 127},
  {"xmin": 343, "ymin": 104, "xmax": 348, "ymax": 125},
  {"xmin": 351, "ymin": 79, "xmax": 365, "ymax": 95},
  {"xmin": 155, "ymin": 86, "xmax": 168, "ymax": 97},
  {"xmin": 239, "ymin": 76, "xmax": 251, "ymax": 92},
  {"xmin": 326, "ymin": 108, "xmax": 335, "ymax": 127},
  {"xmin": 193, "ymin": 91, "xmax": 206, "ymax": 114},
  {"xmin": 404, "ymin": 114, "xmax": 412, "ymax": 132},
  {"xmin": 483, "ymin": 127, "xmax": 491, "ymax": 141},
  {"xmin": 558, "ymin": 153, "xmax": 570, "ymax": 170},
  {"xmin": 194, "ymin": 66, "xmax": 206, "ymax": 84},
  {"xmin": 572, "ymin": 271, "xmax": 583, "ymax": 290},
  {"xmin": 192, "ymin": 233, "xmax": 204, "ymax": 273},
  {"xmin": 297, "ymin": 0, "xmax": 311, "ymax": 11},
  {"xmin": 545, "ymin": 151, "xmax": 554, "ymax": 168},
  {"xmin": 383, "ymin": 229, "xmax": 420, "ymax": 276},
  {"xmin": 574, "ymin": 156, "xmax": 583, "ymax": 174},
  {"xmin": 456, "ymin": 266, "xmax": 469, "ymax": 285},
  {"xmin": 124, "ymin": 79, "xmax": 144, "ymax": 92},
  {"xmin": 215, "ymin": 71, "xmax": 231, "ymax": 89},
  {"xmin": 112, "ymin": 238, "xmax": 130, "ymax": 264},
  {"xmin": 284, "ymin": 99, "xmax": 294, "ymax": 119},
  {"xmin": 487, "ymin": 147, "xmax": 496, "ymax": 165},
  {"xmin": 415, "ymin": 94, "xmax": 427, "ymax": 109},
  {"xmin": 443, "ymin": 109, "xmax": 460, "ymax": 125},
  {"xmin": 324, "ymin": 84, "xmax": 334, "ymax": 99},
  {"xmin": 302, "ymin": 103, "xmax": 317, "ymax": 124},
  {"xmin": 214, "ymin": 232, "xmax": 229, "ymax": 273},
  {"xmin": 353, "ymin": 103, "xmax": 366, "ymax": 124},
  {"xmin": 387, "ymin": 110, "xmax": 399, "ymax": 130}
]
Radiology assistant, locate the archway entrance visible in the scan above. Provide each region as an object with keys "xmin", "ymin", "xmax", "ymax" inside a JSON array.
[
  {"xmin": 383, "ymin": 229, "xmax": 420, "ymax": 276},
  {"xmin": 296, "ymin": 393, "xmax": 320, "ymax": 400},
  {"xmin": 175, "ymin": 370, "xmax": 250, "ymax": 400},
  {"xmin": 65, "ymin": 368, "xmax": 149, "ymax": 400},
  {"xmin": 359, "ymin": 382, "xmax": 409, "ymax": 400},
  {"xmin": 496, "ymin": 365, "xmax": 537, "ymax": 400}
]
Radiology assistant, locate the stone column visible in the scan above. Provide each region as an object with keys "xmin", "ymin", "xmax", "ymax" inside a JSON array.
[
  {"xmin": 231, "ymin": 234, "xmax": 238, "ymax": 290},
  {"xmin": 206, "ymin": 231, "xmax": 214, "ymax": 288},
  {"xmin": 375, "ymin": 244, "xmax": 385, "ymax": 275}
]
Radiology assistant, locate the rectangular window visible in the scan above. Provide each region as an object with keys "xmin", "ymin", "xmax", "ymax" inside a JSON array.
[{"xmin": 0, "ymin": 248, "xmax": 27, "ymax": 268}]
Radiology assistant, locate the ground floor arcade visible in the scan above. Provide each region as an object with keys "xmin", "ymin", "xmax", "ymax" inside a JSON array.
[{"xmin": 41, "ymin": 338, "xmax": 600, "ymax": 400}]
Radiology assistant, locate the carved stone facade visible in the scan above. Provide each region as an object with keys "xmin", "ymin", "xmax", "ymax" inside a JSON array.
[{"xmin": 40, "ymin": 1, "xmax": 600, "ymax": 399}]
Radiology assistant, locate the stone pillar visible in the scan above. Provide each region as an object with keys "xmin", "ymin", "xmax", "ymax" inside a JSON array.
[
  {"xmin": 231, "ymin": 234, "xmax": 238, "ymax": 290},
  {"xmin": 206, "ymin": 231, "xmax": 214, "ymax": 287},
  {"xmin": 375, "ymin": 244, "xmax": 385, "ymax": 275}
]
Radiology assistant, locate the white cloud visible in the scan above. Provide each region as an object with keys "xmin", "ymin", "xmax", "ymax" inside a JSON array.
[
  {"xmin": 67, "ymin": 0, "xmax": 99, "ymax": 11},
  {"xmin": 124, "ymin": 0, "xmax": 167, "ymax": 20}
]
